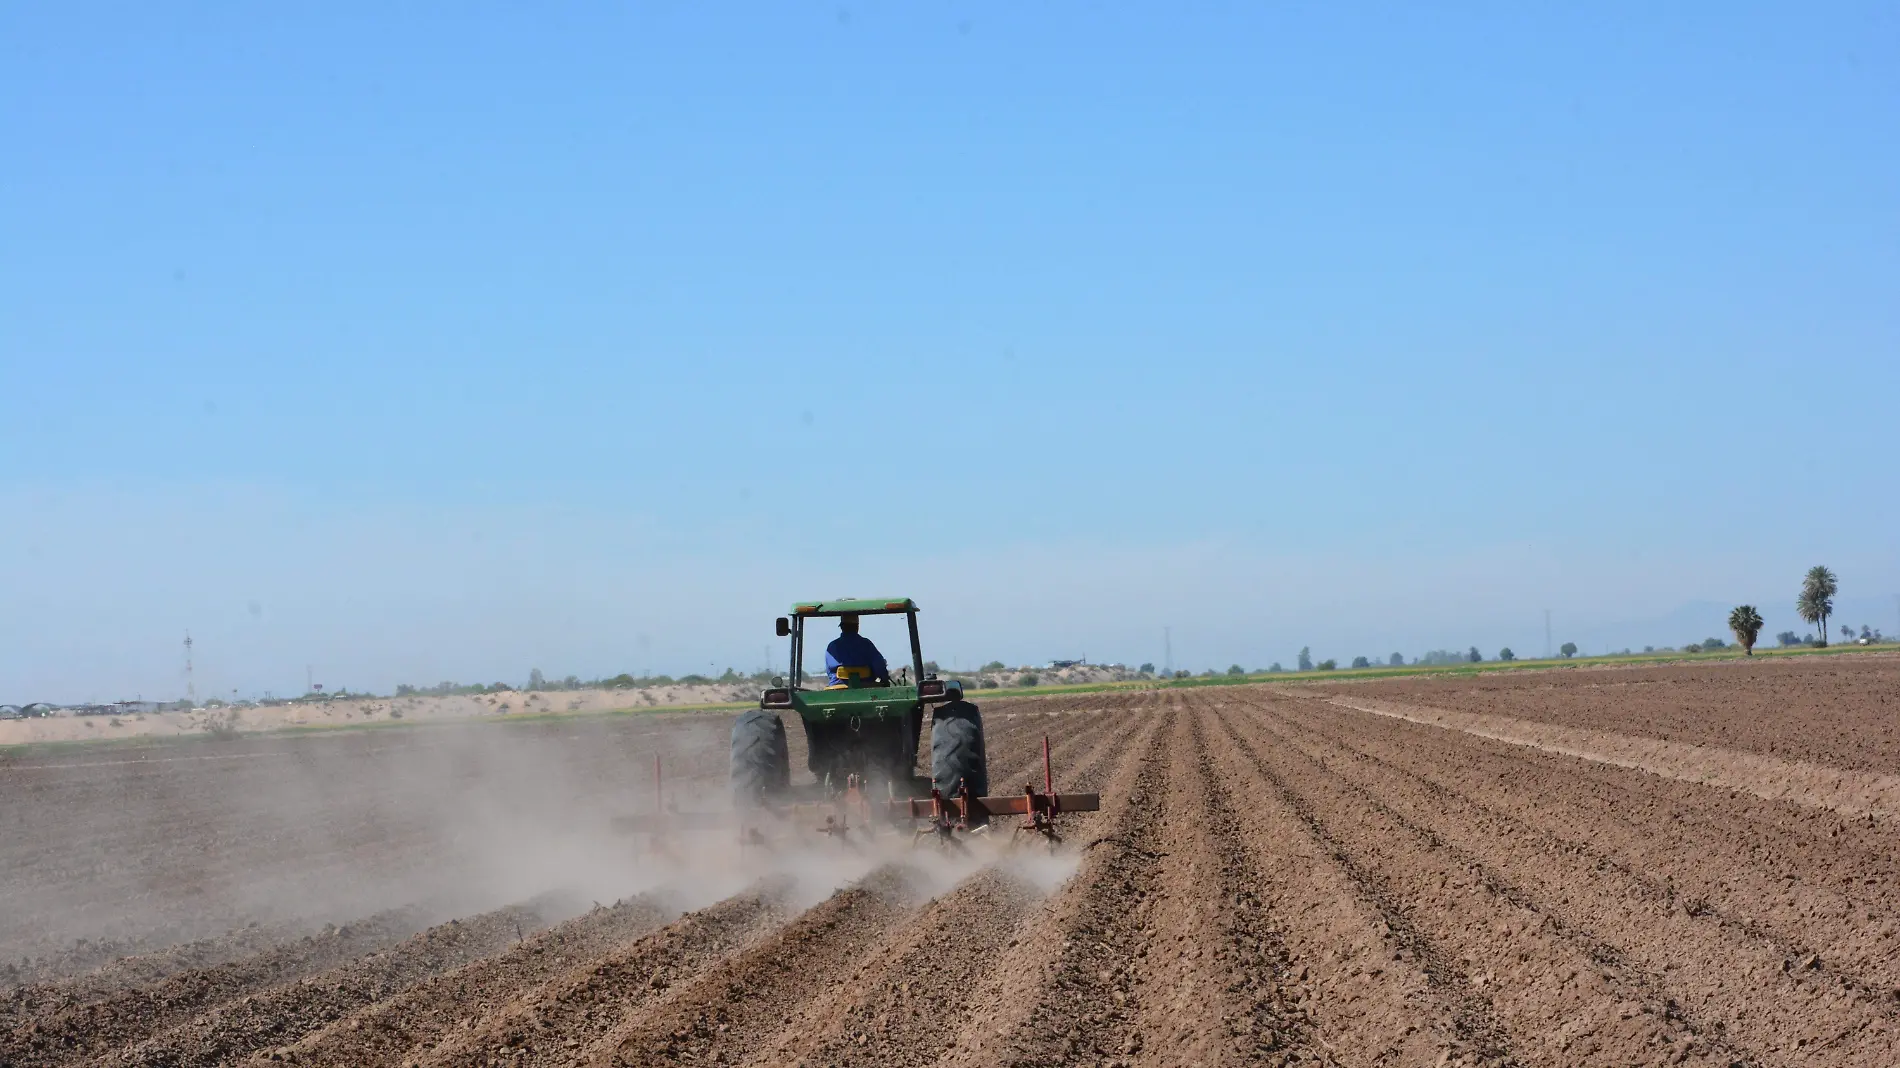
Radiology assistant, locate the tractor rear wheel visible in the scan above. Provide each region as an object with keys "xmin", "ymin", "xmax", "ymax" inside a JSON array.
[
  {"xmin": 731, "ymin": 709, "xmax": 790, "ymax": 807},
  {"xmin": 929, "ymin": 701, "xmax": 987, "ymax": 822}
]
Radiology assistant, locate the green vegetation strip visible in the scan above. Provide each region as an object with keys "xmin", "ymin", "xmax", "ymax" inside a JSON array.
[{"xmin": 966, "ymin": 640, "xmax": 1900, "ymax": 698}]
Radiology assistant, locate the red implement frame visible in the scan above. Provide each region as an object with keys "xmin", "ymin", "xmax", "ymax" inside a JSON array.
[
  {"xmin": 814, "ymin": 774, "xmax": 874, "ymax": 842},
  {"xmin": 889, "ymin": 736, "xmax": 1099, "ymax": 847},
  {"xmin": 615, "ymin": 735, "xmax": 1101, "ymax": 847},
  {"xmin": 644, "ymin": 753, "xmax": 684, "ymax": 858}
]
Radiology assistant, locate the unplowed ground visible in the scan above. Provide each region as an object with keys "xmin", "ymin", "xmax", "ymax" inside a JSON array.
[{"xmin": 7, "ymin": 660, "xmax": 1900, "ymax": 1067}]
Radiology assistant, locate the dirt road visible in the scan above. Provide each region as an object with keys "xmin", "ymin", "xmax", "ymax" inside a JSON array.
[{"xmin": 6, "ymin": 662, "xmax": 1899, "ymax": 1066}]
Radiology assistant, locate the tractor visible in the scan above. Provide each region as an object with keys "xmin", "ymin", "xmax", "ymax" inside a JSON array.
[
  {"xmin": 618, "ymin": 597, "xmax": 1096, "ymax": 847},
  {"xmin": 732, "ymin": 597, "xmax": 988, "ymax": 819}
]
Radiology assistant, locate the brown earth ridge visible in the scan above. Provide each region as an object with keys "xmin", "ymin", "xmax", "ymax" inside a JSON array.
[{"xmin": 4, "ymin": 657, "xmax": 1898, "ymax": 1066}]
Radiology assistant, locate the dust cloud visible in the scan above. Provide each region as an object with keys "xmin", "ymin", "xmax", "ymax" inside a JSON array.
[
  {"xmin": 0, "ymin": 715, "xmax": 727, "ymax": 969},
  {"xmin": 0, "ymin": 710, "xmax": 1079, "ymax": 975}
]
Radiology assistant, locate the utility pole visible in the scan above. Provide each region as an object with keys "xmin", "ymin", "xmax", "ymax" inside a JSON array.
[
  {"xmin": 1163, "ymin": 626, "xmax": 1172, "ymax": 677},
  {"xmin": 1544, "ymin": 610, "xmax": 1552, "ymax": 660},
  {"xmin": 184, "ymin": 632, "xmax": 195, "ymax": 706}
]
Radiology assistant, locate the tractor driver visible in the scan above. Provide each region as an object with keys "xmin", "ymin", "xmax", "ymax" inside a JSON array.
[{"xmin": 825, "ymin": 613, "xmax": 890, "ymax": 688}]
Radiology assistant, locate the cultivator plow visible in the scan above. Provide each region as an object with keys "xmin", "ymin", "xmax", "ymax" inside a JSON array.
[
  {"xmin": 899, "ymin": 737, "xmax": 1097, "ymax": 848},
  {"xmin": 614, "ymin": 736, "xmax": 1099, "ymax": 851}
]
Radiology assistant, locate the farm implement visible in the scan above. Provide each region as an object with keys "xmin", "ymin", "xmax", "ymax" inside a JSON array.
[{"xmin": 615, "ymin": 597, "xmax": 1100, "ymax": 849}]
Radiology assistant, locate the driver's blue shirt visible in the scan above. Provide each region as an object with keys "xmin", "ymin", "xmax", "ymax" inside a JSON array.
[{"xmin": 825, "ymin": 633, "xmax": 888, "ymax": 685}]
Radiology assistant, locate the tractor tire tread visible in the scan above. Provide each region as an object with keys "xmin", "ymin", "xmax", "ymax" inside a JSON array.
[
  {"xmin": 731, "ymin": 709, "xmax": 790, "ymax": 806},
  {"xmin": 930, "ymin": 701, "xmax": 988, "ymax": 821}
]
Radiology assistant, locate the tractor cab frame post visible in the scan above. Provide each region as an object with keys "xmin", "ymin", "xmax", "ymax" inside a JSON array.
[{"xmin": 906, "ymin": 609, "xmax": 924, "ymax": 686}]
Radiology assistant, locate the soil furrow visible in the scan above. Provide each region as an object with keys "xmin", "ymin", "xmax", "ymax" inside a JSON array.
[
  {"xmin": 1214, "ymin": 701, "xmax": 1536, "ymax": 1066},
  {"xmin": 248, "ymin": 894, "xmax": 674, "ymax": 1067},
  {"xmin": 114, "ymin": 901, "xmax": 554, "ymax": 1067},
  {"xmin": 14, "ymin": 662, "xmax": 1900, "ymax": 1068},
  {"xmin": 582, "ymin": 865, "xmax": 922, "ymax": 1068},
  {"xmin": 749, "ymin": 867, "xmax": 1037, "ymax": 1068},
  {"xmin": 0, "ymin": 910, "xmax": 425, "ymax": 1068},
  {"xmin": 1226, "ymin": 697, "xmax": 1750, "ymax": 1067},
  {"xmin": 1196, "ymin": 696, "xmax": 1455, "ymax": 1066},
  {"xmin": 748, "ymin": 702, "xmax": 1145, "ymax": 1068},
  {"xmin": 0, "ymin": 921, "xmax": 318, "ymax": 1030},
  {"xmin": 1132, "ymin": 699, "xmax": 1321, "ymax": 1064},
  {"xmin": 1317, "ymin": 690, "xmax": 1900, "ymax": 822},
  {"xmin": 1277, "ymin": 689, "xmax": 1900, "ymax": 996},
  {"xmin": 1260, "ymin": 695, "xmax": 1900, "ymax": 1064},
  {"xmin": 317, "ymin": 697, "xmax": 1118, "ymax": 1068},
  {"xmin": 0, "ymin": 922, "xmax": 321, "ymax": 998},
  {"xmin": 581, "ymin": 716, "xmax": 1130, "ymax": 1068},
  {"xmin": 412, "ymin": 882, "xmax": 794, "ymax": 1068},
  {"xmin": 935, "ymin": 698, "xmax": 1174, "ymax": 1067},
  {"xmin": 1318, "ymin": 655, "xmax": 1900, "ymax": 775}
]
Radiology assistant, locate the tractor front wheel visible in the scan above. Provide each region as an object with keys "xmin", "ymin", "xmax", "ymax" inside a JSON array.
[
  {"xmin": 731, "ymin": 709, "xmax": 790, "ymax": 807},
  {"xmin": 929, "ymin": 701, "xmax": 988, "ymax": 822}
]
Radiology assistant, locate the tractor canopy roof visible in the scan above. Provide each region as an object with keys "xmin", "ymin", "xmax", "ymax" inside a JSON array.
[{"xmin": 790, "ymin": 597, "xmax": 916, "ymax": 617}]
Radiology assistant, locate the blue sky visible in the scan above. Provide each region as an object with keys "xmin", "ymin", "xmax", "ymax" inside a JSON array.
[{"xmin": 4, "ymin": 4, "xmax": 1896, "ymax": 700}]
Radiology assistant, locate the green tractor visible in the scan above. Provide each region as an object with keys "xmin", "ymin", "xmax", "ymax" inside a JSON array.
[
  {"xmin": 732, "ymin": 597, "xmax": 988, "ymax": 817},
  {"xmin": 614, "ymin": 596, "xmax": 1095, "ymax": 846}
]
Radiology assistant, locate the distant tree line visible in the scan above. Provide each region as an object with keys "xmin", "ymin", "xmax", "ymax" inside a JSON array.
[{"xmin": 383, "ymin": 566, "xmax": 1880, "ymax": 706}]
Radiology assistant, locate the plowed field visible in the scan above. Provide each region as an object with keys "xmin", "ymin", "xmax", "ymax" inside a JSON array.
[{"xmin": 7, "ymin": 659, "xmax": 1900, "ymax": 1067}]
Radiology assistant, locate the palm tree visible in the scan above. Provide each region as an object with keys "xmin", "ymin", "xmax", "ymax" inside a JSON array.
[
  {"xmin": 1728, "ymin": 605, "xmax": 1764, "ymax": 656},
  {"xmin": 1798, "ymin": 565, "xmax": 1838, "ymax": 646}
]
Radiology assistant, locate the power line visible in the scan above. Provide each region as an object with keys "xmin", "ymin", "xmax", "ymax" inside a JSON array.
[{"xmin": 183, "ymin": 632, "xmax": 194, "ymax": 706}]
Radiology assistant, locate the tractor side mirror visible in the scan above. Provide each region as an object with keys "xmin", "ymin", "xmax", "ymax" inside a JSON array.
[{"xmin": 775, "ymin": 617, "xmax": 790, "ymax": 637}]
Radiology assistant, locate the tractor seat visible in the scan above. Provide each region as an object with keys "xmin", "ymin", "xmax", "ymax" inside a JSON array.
[{"xmin": 828, "ymin": 665, "xmax": 876, "ymax": 689}]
